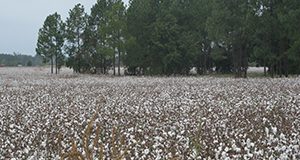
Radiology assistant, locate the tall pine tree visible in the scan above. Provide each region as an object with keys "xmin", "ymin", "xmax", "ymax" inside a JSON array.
[{"xmin": 36, "ymin": 13, "xmax": 64, "ymax": 74}]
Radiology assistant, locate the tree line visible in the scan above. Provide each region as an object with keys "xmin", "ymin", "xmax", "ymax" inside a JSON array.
[
  {"xmin": 36, "ymin": 0, "xmax": 300, "ymax": 77},
  {"xmin": 0, "ymin": 53, "xmax": 43, "ymax": 67}
]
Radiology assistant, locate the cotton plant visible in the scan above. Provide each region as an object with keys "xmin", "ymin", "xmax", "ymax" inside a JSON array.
[{"xmin": 0, "ymin": 67, "xmax": 299, "ymax": 159}]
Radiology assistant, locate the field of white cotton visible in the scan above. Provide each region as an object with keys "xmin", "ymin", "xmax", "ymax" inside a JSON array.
[{"xmin": 0, "ymin": 67, "xmax": 299, "ymax": 159}]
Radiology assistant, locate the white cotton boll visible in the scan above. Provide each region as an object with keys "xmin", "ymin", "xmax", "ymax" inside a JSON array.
[
  {"xmin": 255, "ymin": 149, "xmax": 264, "ymax": 156},
  {"xmin": 144, "ymin": 149, "xmax": 150, "ymax": 155},
  {"xmin": 128, "ymin": 127, "xmax": 134, "ymax": 132},
  {"xmin": 247, "ymin": 153, "xmax": 253, "ymax": 158},
  {"xmin": 224, "ymin": 147, "xmax": 229, "ymax": 152},
  {"xmin": 280, "ymin": 133, "xmax": 286, "ymax": 139},
  {"xmin": 246, "ymin": 138, "xmax": 252, "ymax": 148},
  {"xmin": 132, "ymin": 139, "xmax": 137, "ymax": 144},
  {"xmin": 180, "ymin": 130, "xmax": 185, "ymax": 134},
  {"xmin": 281, "ymin": 145, "xmax": 287, "ymax": 152},
  {"xmin": 250, "ymin": 142, "xmax": 255, "ymax": 147},
  {"xmin": 292, "ymin": 145, "xmax": 299, "ymax": 151},
  {"xmin": 265, "ymin": 127, "xmax": 269, "ymax": 135},
  {"xmin": 24, "ymin": 147, "xmax": 29, "ymax": 154},
  {"xmin": 221, "ymin": 151, "xmax": 228, "ymax": 159},
  {"xmin": 168, "ymin": 131, "xmax": 175, "ymax": 137},
  {"xmin": 232, "ymin": 143, "xmax": 241, "ymax": 153},
  {"xmin": 215, "ymin": 150, "xmax": 220, "ymax": 159},
  {"xmin": 155, "ymin": 155, "xmax": 162, "ymax": 160},
  {"xmin": 272, "ymin": 127, "xmax": 277, "ymax": 135},
  {"xmin": 10, "ymin": 129, "xmax": 16, "ymax": 134}
]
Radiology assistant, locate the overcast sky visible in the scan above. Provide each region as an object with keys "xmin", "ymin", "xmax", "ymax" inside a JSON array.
[{"xmin": 0, "ymin": 0, "xmax": 129, "ymax": 56}]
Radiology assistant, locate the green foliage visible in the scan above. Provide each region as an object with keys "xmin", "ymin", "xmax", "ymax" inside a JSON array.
[
  {"xmin": 36, "ymin": 0, "xmax": 300, "ymax": 76},
  {"xmin": 65, "ymin": 4, "xmax": 90, "ymax": 73},
  {"xmin": 0, "ymin": 53, "xmax": 43, "ymax": 67},
  {"xmin": 283, "ymin": 0, "xmax": 300, "ymax": 74},
  {"xmin": 125, "ymin": 0, "xmax": 214, "ymax": 75},
  {"xmin": 207, "ymin": 0, "xmax": 257, "ymax": 77},
  {"xmin": 78, "ymin": 0, "xmax": 127, "ymax": 75},
  {"xmin": 106, "ymin": 0, "xmax": 127, "ymax": 75},
  {"xmin": 36, "ymin": 13, "xmax": 64, "ymax": 74}
]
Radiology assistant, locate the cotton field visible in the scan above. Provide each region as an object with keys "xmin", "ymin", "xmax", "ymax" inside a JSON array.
[{"xmin": 0, "ymin": 67, "xmax": 300, "ymax": 159}]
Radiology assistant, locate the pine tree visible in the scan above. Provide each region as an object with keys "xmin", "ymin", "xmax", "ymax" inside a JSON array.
[
  {"xmin": 207, "ymin": 0, "xmax": 257, "ymax": 77},
  {"xmin": 65, "ymin": 4, "xmax": 89, "ymax": 73},
  {"xmin": 36, "ymin": 13, "xmax": 64, "ymax": 74}
]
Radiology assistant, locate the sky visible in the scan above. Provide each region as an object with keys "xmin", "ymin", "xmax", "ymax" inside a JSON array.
[{"xmin": 0, "ymin": 0, "xmax": 129, "ymax": 56}]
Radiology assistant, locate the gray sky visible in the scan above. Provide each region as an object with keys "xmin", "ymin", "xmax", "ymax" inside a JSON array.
[{"xmin": 0, "ymin": 0, "xmax": 129, "ymax": 56}]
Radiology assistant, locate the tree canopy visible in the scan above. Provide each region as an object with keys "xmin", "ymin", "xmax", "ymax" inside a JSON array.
[
  {"xmin": 36, "ymin": 0, "xmax": 300, "ymax": 77},
  {"xmin": 36, "ymin": 13, "xmax": 64, "ymax": 74}
]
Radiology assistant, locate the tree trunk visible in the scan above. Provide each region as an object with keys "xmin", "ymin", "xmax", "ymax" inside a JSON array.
[
  {"xmin": 264, "ymin": 58, "xmax": 267, "ymax": 77},
  {"xmin": 103, "ymin": 58, "xmax": 107, "ymax": 74},
  {"xmin": 204, "ymin": 53, "xmax": 207, "ymax": 75},
  {"xmin": 101, "ymin": 55, "xmax": 104, "ymax": 74},
  {"xmin": 235, "ymin": 46, "xmax": 243, "ymax": 78},
  {"xmin": 118, "ymin": 48, "xmax": 121, "ymax": 76},
  {"xmin": 55, "ymin": 55, "xmax": 58, "ymax": 74},
  {"xmin": 279, "ymin": 59, "xmax": 282, "ymax": 77},
  {"xmin": 50, "ymin": 57, "xmax": 53, "ymax": 74},
  {"xmin": 284, "ymin": 56, "xmax": 288, "ymax": 77},
  {"xmin": 242, "ymin": 44, "xmax": 248, "ymax": 78},
  {"xmin": 113, "ymin": 50, "xmax": 116, "ymax": 76},
  {"xmin": 271, "ymin": 64, "xmax": 274, "ymax": 78}
]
